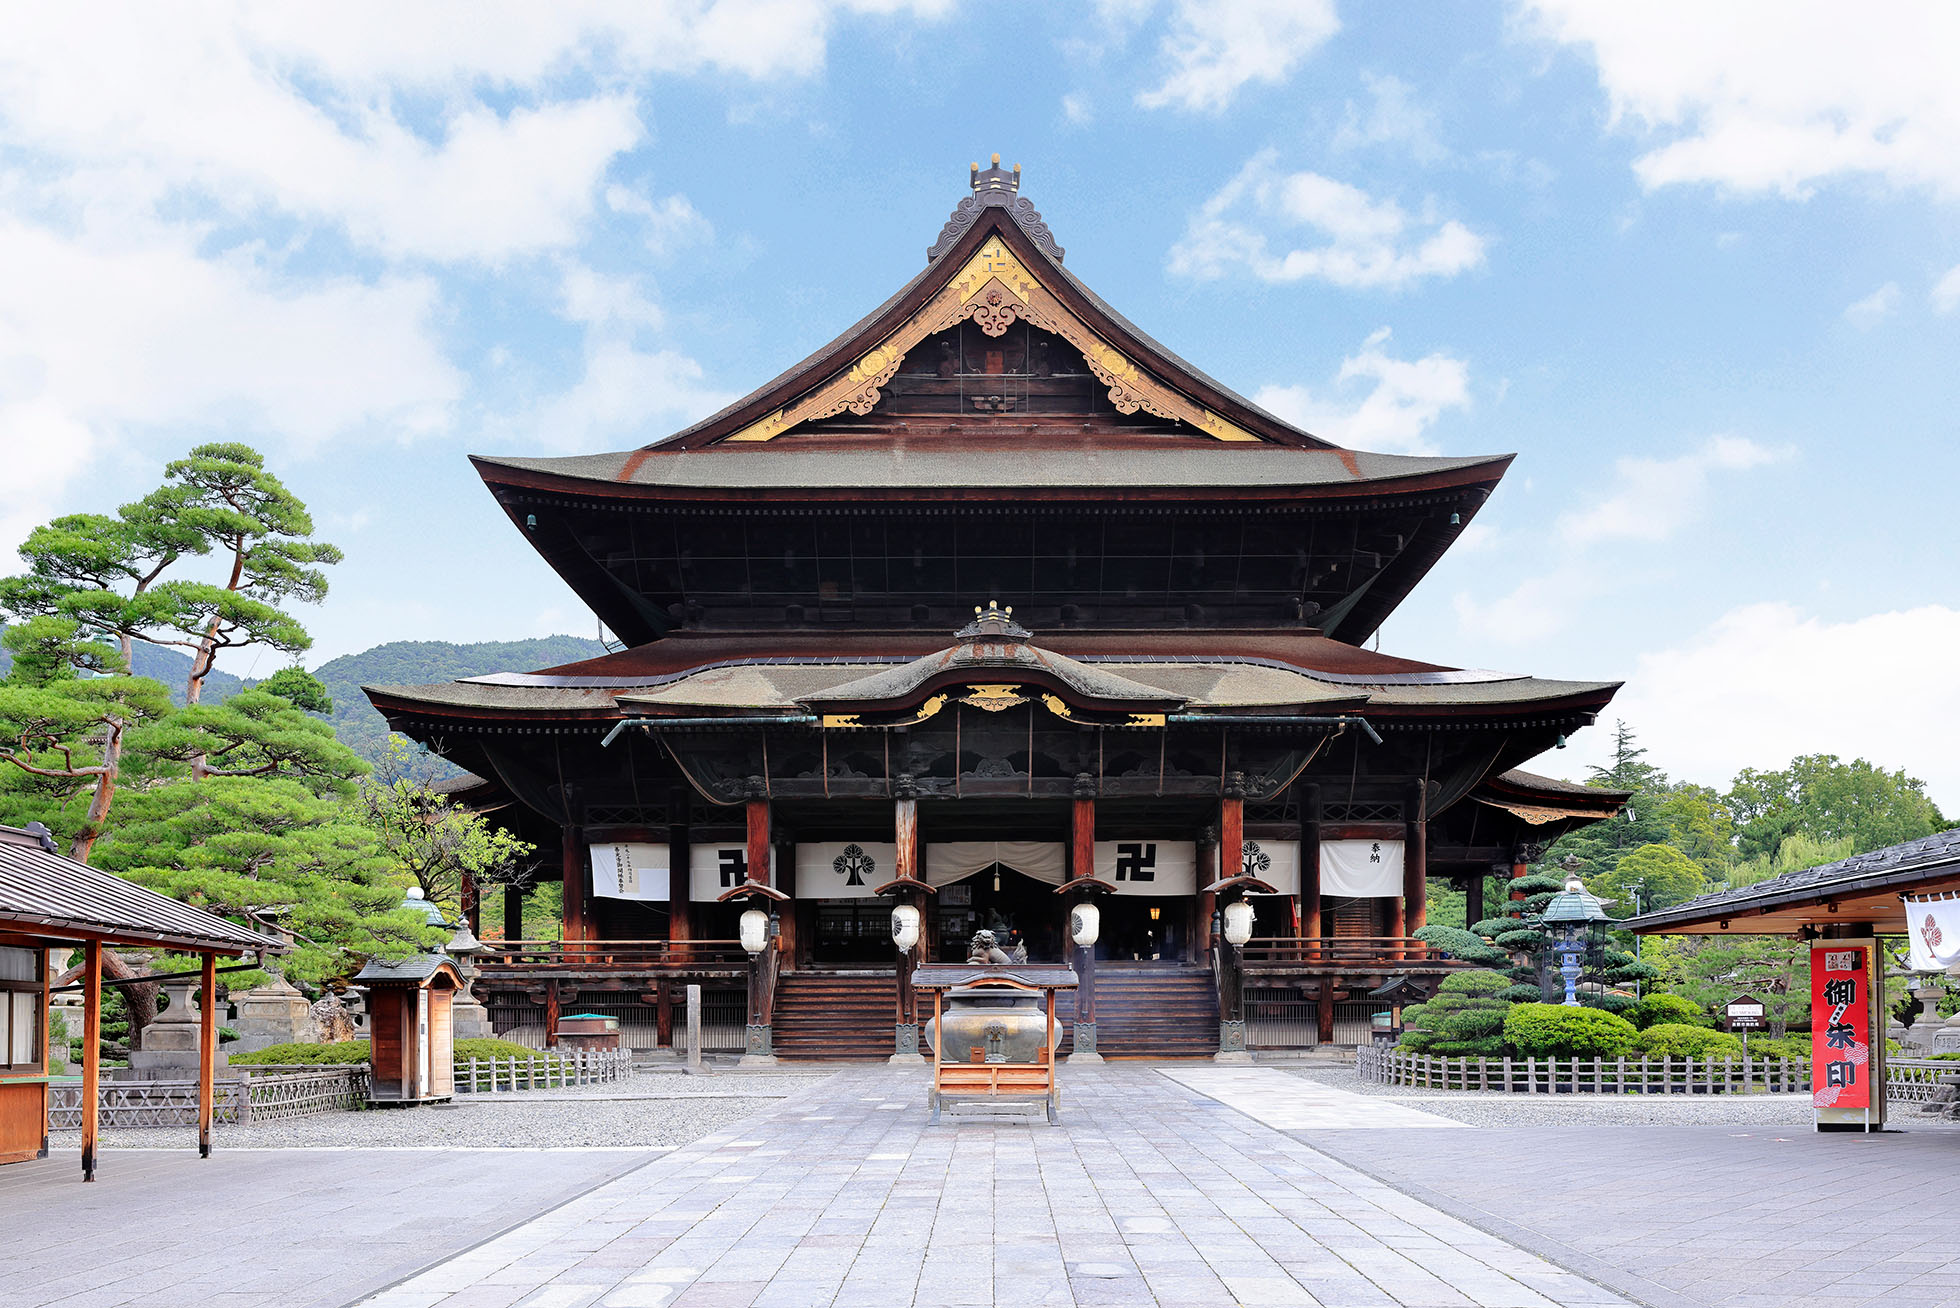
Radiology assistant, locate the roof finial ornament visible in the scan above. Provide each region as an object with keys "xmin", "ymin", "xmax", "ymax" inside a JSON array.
[
  {"xmin": 955, "ymin": 599, "xmax": 1030, "ymax": 641},
  {"xmin": 931, "ymin": 154, "xmax": 1062, "ymax": 263}
]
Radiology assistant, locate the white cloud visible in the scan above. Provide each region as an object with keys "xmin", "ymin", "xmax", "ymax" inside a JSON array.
[
  {"xmin": 558, "ymin": 264, "xmax": 667, "ymax": 332},
  {"xmin": 517, "ymin": 341, "xmax": 737, "ymax": 452},
  {"xmin": 1136, "ymin": 0, "xmax": 1340, "ymax": 113},
  {"xmin": 606, "ymin": 185, "xmax": 715, "ymax": 258},
  {"xmin": 1169, "ymin": 151, "xmax": 1486, "ymax": 289},
  {"xmin": 1453, "ymin": 563, "xmax": 1586, "ymax": 646},
  {"xmin": 1254, "ymin": 328, "xmax": 1470, "ymax": 454},
  {"xmin": 1843, "ymin": 282, "xmax": 1900, "ymax": 329},
  {"xmin": 1061, "ymin": 92, "xmax": 1094, "ymax": 125},
  {"xmin": 1332, "ymin": 73, "xmax": 1445, "ymax": 162},
  {"xmin": 1523, "ymin": 0, "xmax": 1960, "ymax": 200},
  {"xmin": 1581, "ymin": 602, "xmax": 1960, "ymax": 807},
  {"xmin": 1933, "ymin": 264, "xmax": 1960, "ymax": 314},
  {"xmin": 1556, "ymin": 436, "xmax": 1782, "ymax": 547}
]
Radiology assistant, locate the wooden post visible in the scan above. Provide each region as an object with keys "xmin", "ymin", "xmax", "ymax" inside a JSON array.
[
  {"xmin": 1316, "ymin": 982, "xmax": 1335, "ymax": 1045},
  {"xmin": 197, "ymin": 952, "xmax": 217, "ymax": 1159},
  {"xmin": 668, "ymin": 788, "xmax": 692, "ymax": 944},
  {"xmin": 1509, "ymin": 849, "xmax": 1530, "ymax": 901},
  {"xmin": 1403, "ymin": 781, "xmax": 1428, "ymax": 950},
  {"xmin": 686, "ymin": 983, "xmax": 702, "ymax": 1070},
  {"xmin": 81, "ymin": 941, "xmax": 100, "ymax": 1182},
  {"xmin": 1194, "ymin": 826, "xmax": 1218, "ymax": 960},
  {"xmin": 545, "ymin": 980, "xmax": 561, "ymax": 1049},
  {"xmin": 655, "ymin": 980, "xmax": 673, "ymax": 1049},
  {"xmin": 1219, "ymin": 795, "xmax": 1244, "ymax": 890},
  {"xmin": 504, "ymin": 883, "xmax": 523, "ymax": 941},
  {"xmin": 1301, "ymin": 784, "xmax": 1322, "ymax": 955},
  {"xmin": 1464, "ymin": 871, "xmax": 1485, "ymax": 929},
  {"xmin": 1069, "ymin": 794, "xmax": 1099, "ymax": 1059},
  {"xmin": 894, "ymin": 796, "xmax": 919, "ymax": 1030},
  {"xmin": 745, "ymin": 799, "xmax": 771, "ymax": 888},
  {"xmin": 774, "ymin": 834, "xmax": 799, "ymax": 966},
  {"xmin": 560, "ymin": 827, "xmax": 586, "ymax": 943},
  {"xmin": 460, "ymin": 871, "xmax": 480, "ymax": 937}
]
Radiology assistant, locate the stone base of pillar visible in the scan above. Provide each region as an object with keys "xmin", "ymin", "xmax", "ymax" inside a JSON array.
[
  {"xmin": 1069, "ymin": 1020, "xmax": 1104, "ymax": 1063},
  {"xmin": 888, "ymin": 1022, "xmax": 925, "ymax": 1064},
  {"xmin": 1214, "ymin": 1018, "xmax": 1254, "ymax": 1063},
  {"xmin": 737, "ymin": 1023, "xmax": 780, "ymax": 1067}
]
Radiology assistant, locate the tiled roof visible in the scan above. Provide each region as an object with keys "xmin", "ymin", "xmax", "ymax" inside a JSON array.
[
  {"xmin": 1626, "ymin": 827, "xmax": 1960, "ymax": 932},
  {"xmin": 0, "ymin": 825, "xmax": 273, "ymax": 954}
]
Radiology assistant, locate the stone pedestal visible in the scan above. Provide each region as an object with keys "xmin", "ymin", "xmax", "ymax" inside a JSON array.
[
  {"xmin": 127, "ymin": 981, "xmax": 225, "ymax": 1080},
  {"xmin": 888, "ymin": 1022, "xmax": 925, "ymax": 1064},
  {"xmin": 452, "ymin": 987, "xmax": 494, "ymax": 1041},
  {"xmin": 230, "ymin": 974, "xmax": 319, "ymax": 1054},
  {"xmin": 1933, "ymin": 1013, "xmax": 1960, "ymax": 1053},
  {"xmin": 738, "ymin": 1023, "xmax": 779, "ymax": 1067},
  {"xmin": 1213, "ymin": 1018, "xmax": 1254, "ymax": 1063},
  {"xmin": 1069, "ymin": 1020, "xmax": 1104, "ymax": 1064}
]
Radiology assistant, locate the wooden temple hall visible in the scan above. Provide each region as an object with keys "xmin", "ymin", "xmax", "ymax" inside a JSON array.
[{"xmin": 367, "ymin": 159, "xmax": 1625, "ymax": 1061}]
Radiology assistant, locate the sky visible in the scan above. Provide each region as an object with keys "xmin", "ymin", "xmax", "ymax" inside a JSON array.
[{"xmin": 2, "ymin": 2, "xmax": 1958, "ymax": 807}]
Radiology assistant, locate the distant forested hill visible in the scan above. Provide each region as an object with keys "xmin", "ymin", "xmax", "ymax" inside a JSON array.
[
  {"xmin": 0, "ymin": 634, "xmax": 245, "ymax": 705},
  {"xmin": 314, "ymin": 636, "xmax": 606, "ymax": 768}
]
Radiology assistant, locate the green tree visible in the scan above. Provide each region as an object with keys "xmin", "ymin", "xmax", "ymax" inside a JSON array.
[
  {"xmin": 1642, "ymin": 933, "xmax": 1811, "ymax": 1038},
  {"xmin": 1400, "ymin": 970, "xmax": 1515, "ymax": 1056},
  {"xmin": 1726, "ymin": 755, "xmax": 1944, "ymax": 861},
  {"xmin": 1595, "ymin": 843, "xmax": 1709, "ymax": 916},
  {"xmin": 360, "ymin": 736, "xmax": 537, "ymax": 913}
]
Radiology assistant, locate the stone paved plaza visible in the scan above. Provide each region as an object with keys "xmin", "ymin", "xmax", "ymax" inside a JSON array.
[{"xmin": 4, "ymin": 1062, "xmax": 1958, "ymax": 1308}]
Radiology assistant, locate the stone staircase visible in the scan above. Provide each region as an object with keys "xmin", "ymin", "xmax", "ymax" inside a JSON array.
[
  {"xmin": 772, "ymin": 970, "xmax": 898, "ymax": 1060},
  {"xmin": 1090, "ymin": 966, "xmax": 1219, "ymax": 1058}
]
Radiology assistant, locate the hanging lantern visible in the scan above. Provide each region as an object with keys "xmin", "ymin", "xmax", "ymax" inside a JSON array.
[
  {"xmin": 1069, "ymin": 901, "xmax": 1100, "ymax": 947},
  {"xmin": 739, "ymin": 908, "xmax": 770, "ymax": 954},
  {"xmin": 1222, "ymin": 899, "xmax": 1256, "ymax": 947},
  {"xmin": 891, "ymin": 903, "xmax": 922, "ymax": 952}
]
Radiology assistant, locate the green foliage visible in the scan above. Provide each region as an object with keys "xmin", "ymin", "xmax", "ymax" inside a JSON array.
[
  {"xmin": 1496, "ymin": 984, "xmax": 1543, "ymax": 1003},
  {"xmin": 1503, "ymin": 1003, "xmax": 1640, "ymax": 1057},
  {"xmin": 1641, "ymin": 934, "xmax": 1811, "ymax": 1037},
  {"xmin": 1635, "ymin": 1023, "xmax": 1743, "ymax": 1058},
  {"xmin": 360, "ymin": 736, "xmax": 537, "ymax": 909},
  {"xmin": 1629, "ymin": 992, "xmax": 1711, "ymax": 1030},
  {"xmin": 1595, "ymin": 843, "xmax": 1708, "ymax": 915},
  {"xmin": 454, "ymin": 1037, "xmax": 556, "ymax": 1060},
  {"xmin": 230, "ymin": 1039, "xmax": 371, "ymax": 1065},
  {"xmin": 1727, "ymin": 755, "xmax": 1945, "ymax": 862},
  {"xmin": 133, "ymin": 686, "xmax": 368, "ymax": 793},
  {"xmin": 1413, "ymin": 925, "xmax": 1508, "ymax": 968},
  {"xmin": 1401, "ymin": 969, "xmax": 1515, "ymax": 1057}
]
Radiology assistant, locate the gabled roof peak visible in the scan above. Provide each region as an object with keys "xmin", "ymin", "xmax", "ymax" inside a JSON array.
[{"xmin": 930, "ymin": 155, "xmax": 1064, "ymax": 263}]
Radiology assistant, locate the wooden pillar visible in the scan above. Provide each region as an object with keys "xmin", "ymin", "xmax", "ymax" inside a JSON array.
[
  {"xmin": 504, "ymin": 883, "xmax": 523, "ymax": 941},
  {"xmin": 460, "ymin": 871, "xmax": 480, "ymax": 937},
  {"xmin": 1317, "ymin": 983, "xmax": 1336, "ymax": 1044},
  {"xmin": 81, "ymin": 940, "xmax": 100, "ymax": 1182},
  {"xmin": 545, "ymin": 980, "xmax": 561, "ymax": 1048},
  {"xmin": 774, "ymin": 834, "xmax": 799, "ymax": 965},
  {"xmin": 197, "ymin": 953, "xmax": 217, "ymax": 1159},
  {"xmin": 1301, "ymin": 784, "xmax": 1322, "ymax": 954},
  {"xmin": 894, "ymin": 797, "xmax": 919, "ymax": 1031},
  {"xmin": 1509, "ymin": 851, "xmax": 1531, "ymax": 901},
  {"xmin": 1070, "ymin": 793, "xmax": 1097, "ymax": 1027},
  {"xmin": 745, "ymin": 799, "xmax": 771, "ymax": 887},
  {"xmin": 1466, "ymin": 872, "xmax": 1486, "ymax": 928},
  {"xmin": 1194, "ymin": 827, "xmax": 1219, "ymax": 959},
  {"xmin": 1220, "ymin": 794, "xmax": 1245, "ymax": 886},
  {"xmin": 654, "ymin": 979, "xmax": 673, "ymax": 1048},
  {"xmin": 560, "ymin": 827, "xmax": 586, "ymax": 943},
  {"xmin": 668, "ymin": 797, "xmax": 692, "ymax": 944},
  {"xmin": 1405, "ymin": 782, "xmax": 1428, "ymax": 939}
]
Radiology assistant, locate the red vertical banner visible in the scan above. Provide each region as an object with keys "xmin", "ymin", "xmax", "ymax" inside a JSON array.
[{"xmin": 1811, "ymin": 943, "xmax": 1872, "ymax": 1110}]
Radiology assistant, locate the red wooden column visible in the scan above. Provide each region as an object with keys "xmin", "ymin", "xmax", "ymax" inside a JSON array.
[
  {"xmin": 80, "ymin": 940, "xmax": 100, "ymax": 1182},
  {"xmin": 197, "ymin": 952, "xmax": 217, "ymax": 1159},
  {"xmin": 1509, "ymin": 848, "xmax": 1531, "ymax": 901},
  {"xmin": 1219, "ymin": 796, "xmax": 1244, "ymax": 894},
  {"xmin": 560, "ymin": 827, "xmax": 587, "ymax": 943},
  {"xmin": 1194, "ymin": 827, "xmax": 1218, "ymax": 959},
  {"xmin": 460, "ymin": 871, "xmax": 480, "ymax": 937},
  {"xmin": 1405, "ymin": 781, "xmax": 1429, "ymax": 937},
  {"xmin": 893, "ymin": 797, "xmax": 920, "ymax": 1037},
  {"xmin": 668, "ymin": 791, "xmax": 692, "ymax": 944},
  {"xmin": 1069, "ymin": 792, "xmax": 1101, "ymax": 1060},
  {"xmin": 1301, "ymin": 784, "xmax": 1322, "ymax": 957},
  {"xmin": 745, "ymin": 799, "xmax": 771, "ymax": 888}
]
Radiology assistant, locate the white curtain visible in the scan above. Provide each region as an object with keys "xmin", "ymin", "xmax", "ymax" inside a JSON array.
[
  {"xmin": 1320, "ymin": 838, "xmax": 1404, "ymax": 898},
  {"xmin": 925, "ymin": 842, "xmax": 1066, "ymax": 886},
  {"xmin": 589, "ymin": 843, "xmax": 670, "ymax": 901},
  {"xmin": 795, "ymin": 842, "xmax": 898, "ymax": 899},
  {"xmin": 1093, "ymin": 840, "xmax": 1197, "ymax": 896},
  {"xmin": 688, "ymin": 844, "xmax": 775, "ymax": 902},
  {"xmin": 1904, "ymin": 895, "xmax": 1960, "ymax": 972},
  {"xmin": 1240, "ymin": 839, "xmax": 1300, "ymax": 895}
]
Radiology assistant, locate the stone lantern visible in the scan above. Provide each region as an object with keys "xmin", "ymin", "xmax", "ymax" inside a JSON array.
[{"xmin": 1533, "ymin": 874, "xmax": 1616, "ymax": 1007}]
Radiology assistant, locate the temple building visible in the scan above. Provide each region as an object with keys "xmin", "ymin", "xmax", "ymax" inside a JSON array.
[{"xmin": 367, "ymin": 160, "xmax": 1623, "ymax": 1061}]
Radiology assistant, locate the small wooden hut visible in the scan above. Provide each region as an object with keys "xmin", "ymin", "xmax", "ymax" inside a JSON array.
[
  {"xmin": 356, "ymin": 952, "xmax": 463, "ymax": 1104},
  {"xmin": 0, "ymin": 822, "xmax": 273, "ymax": 1179}
]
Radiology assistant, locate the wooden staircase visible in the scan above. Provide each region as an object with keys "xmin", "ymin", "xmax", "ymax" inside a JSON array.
[
  {"xmin": 772, "ymin": 970, "xmax": 898, "ymax": 1060},
  {"xmin": 1091, "ymin": 966, "xmax": 1219, "ymax": 1058}
]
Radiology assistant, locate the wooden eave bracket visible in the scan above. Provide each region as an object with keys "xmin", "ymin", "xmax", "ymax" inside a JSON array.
[
  {"xmin": 872, "ymin": 877, "xmax": 939, "ymax": 897},
  {"xmin": 1052, "ymin": 876, "xmax": 1118, "ymax": 897},
  {"xmin": 715, "ymin": 881, "xmax": 791, "ymax": 904}
]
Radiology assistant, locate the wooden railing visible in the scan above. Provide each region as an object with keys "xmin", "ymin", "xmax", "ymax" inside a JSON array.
[
  {"xmin": 1239, "ymin": 937, "xmax": 1473, "ymax": 970},
  {"xmin": 456, "ymin": 1049, "xmax": 633, "ymax": 1093},
  {"xmin": 49, "ymin": 1066, "xmax": 369, "ymax": 1128},
  {"xmin": 475, "ymin": 939, "xmax": 748, "ymax": 974},
  {"xmin": 1358, "ymin": 1045, "xmax": 1812, "ymax": 1094}
]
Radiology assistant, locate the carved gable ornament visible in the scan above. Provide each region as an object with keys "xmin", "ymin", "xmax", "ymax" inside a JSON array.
[{"xmin": 726, "ymin": 234, "xmax": 1258, "ymax": 443}]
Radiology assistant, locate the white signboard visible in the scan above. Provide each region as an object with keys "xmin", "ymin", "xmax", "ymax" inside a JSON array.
[
  {"xmin": 1239, "ymin": 839, "xmax": 1300, "ymax": 895},
  {"xmin": 689, "ymin": 844, "xmax": 775, "ymax": 901},
  {"xmin": 1093, "ymin": 840, "xmax": 1197, "ymax": 896},
  {"xmin": 1320, "ymin": 838, "xmax": 1405, "ymax": 898},
  {"xmin": 796, "ymin": 842, "xmax": 899, "ymax": 900},
  {"xmin": 589, "ymin": 843, "xmax": 669, "ymax": 901}
]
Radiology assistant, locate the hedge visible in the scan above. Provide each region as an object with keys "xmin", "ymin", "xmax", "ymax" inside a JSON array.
[
  {"xmin": 1503, "ymin": 1003, "xmax": 1639, "ymax": 1058},
  {"xmin": 230, "ymin": 1037, "xmax": 547, "ymax": 1066},
  {"xmin": 1635, "ymin": 1023, "xmax": 1742, "ymax": 1059},
  {"xmin": 1629, "ymin": 993, "xmax": 1712, "ymax": 1031}
]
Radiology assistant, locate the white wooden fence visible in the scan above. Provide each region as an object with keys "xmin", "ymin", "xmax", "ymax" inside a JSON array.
[
  {"xmin": 1886, "ymin": 1058, "xmax": 1960, "ymax": 1104},
  {"xmin": 1356, "ymin": 1044, "xmax": 1812, "ymax": 1094},
  {"xmin": 455, "ymin": 1048, "xmax": 633, "ymax": 1093}
]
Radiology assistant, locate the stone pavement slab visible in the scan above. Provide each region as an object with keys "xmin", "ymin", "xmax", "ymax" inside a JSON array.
[
  {"xmin": 354, "ymin": 1064, "xmax": 1628, "ymax": 1308},
  {"xmin": 0, "ymin": 1147, "xmax": 654, "ymax": 1308},
  {"xmin": 1308, "ymin": 1124, "xmax": 1960, "ymax": 1308},
  {"xmin": 1165, "ymin": 1067, "xmax": 1468, "ymax": 1131}
]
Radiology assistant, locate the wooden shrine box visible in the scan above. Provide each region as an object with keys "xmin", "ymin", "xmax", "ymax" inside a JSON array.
[
  {"xmin": 914, "ymin": 964, "xmax": 1078, "ymax": 1123},
  {"xmin": 556, "ymin": 1013, "xmax": 621, "ymax": 1051},
  {"xmin": 356, "ymin": 955, "xmax": 463, "ymax": 1105}
]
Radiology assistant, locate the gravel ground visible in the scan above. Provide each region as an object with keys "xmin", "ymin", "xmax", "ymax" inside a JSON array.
[
  {"xmin": 48, "ymin": 1069, "xmax": 836, "ymax": 1150},
  {"xmin": 1284, "ymin": 1062, "xmax": 1824, "ymax": 1127}
]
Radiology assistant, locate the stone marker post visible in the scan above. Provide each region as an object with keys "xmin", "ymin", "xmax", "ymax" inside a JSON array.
[{"xmin": 687, "ymin": 984, "xmax": 702, "ymax": 1072}]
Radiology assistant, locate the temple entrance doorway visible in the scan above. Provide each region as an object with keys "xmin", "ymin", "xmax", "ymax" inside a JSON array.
[
  {"xmin": 1097, "ymin": 898, "xmax": 1188, "ymax": 962},
  {"xmin": 809, "ymin": 901, "xmax": 893, "ymax": 964},
  {"xmin": 932, "ymin": 866, "xmax": 1064, "ymax": 963}
]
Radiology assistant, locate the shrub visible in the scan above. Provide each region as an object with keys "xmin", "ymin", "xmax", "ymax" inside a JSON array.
[
  {"xmin": 1401, "ymin": 969, "xmax": 1514, "ymax": 1057},
  {"xmin": 454, "ymin": 1037, "xmax": 551, "ymax": 1060},
  {"xmin": 230, "ymin": 1040, "xmax": 371, "ymax": 1065},
  {"xmin": 1636, "ymin": 1023, "xmax": 1742, "ymax": 1059},
  {"xmin": 1503, "ymin": 1003, "xmax": 1639, "ymax": 1058},
  {"xmin": 1747, "ymin": 1036, "xmax": 1812, "ymax": 1062},
  {"xmin": 1414, "ymin": 926, "xmax": 1509, "ymax": 969},
  {"xmin": 1628, "ymin": 993, "xmax": 1711, "ymax": 1030},
  {"xmin": 1497, "ymin": 984, "xmax": 1545, "ymax": 1004}
]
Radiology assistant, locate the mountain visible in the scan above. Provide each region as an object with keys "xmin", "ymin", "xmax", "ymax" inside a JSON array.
[
  {"xmin": 0, "ymin": 635, "xmax": 245, "ymax": 705},
  {"xmin": 314, "ymin": 636, "xmax": 607, "ymax": 768}
]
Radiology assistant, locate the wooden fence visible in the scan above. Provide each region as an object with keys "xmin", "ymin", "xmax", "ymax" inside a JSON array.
[
  {"xmin": 455, "ymin": 1048, "xmax": 633, "ymax": 1093},
  {"xmin": 1356, "ymin": 1044, "xmax": 1812, "ymax": 1094},
  {"xmin": 1885, "ymin": 1058, "xmax": 1960, "ymax": 1104},
  {"xmin": 49, "ymin": 1066, "xmax": 369, "ymax": 1128}
]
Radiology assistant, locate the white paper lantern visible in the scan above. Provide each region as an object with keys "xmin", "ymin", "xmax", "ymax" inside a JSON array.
[
  {"xmin": 739, "ymin": 908, "xmax": 770, "ymax": 954},
  {"xmin": 1222, "ymin": 899, "xmax": 1256, "ymax": 947},
  {"xmin": 891, "ymin": 903, "xmax": 922, "ymax": 952},
  {"xmin": 1069, "ymin": 901, "xmax": 1101, "ymax": 947}
]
